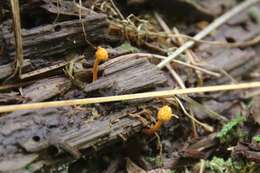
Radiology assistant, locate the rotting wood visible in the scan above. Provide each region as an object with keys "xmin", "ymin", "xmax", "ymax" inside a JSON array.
[
  {"xmin": 0, "ymin": 59, "xmax": 31, "ymax": 80},
  {"xmin": 232, "ymin": 142, "xmax": 260, "ymax": 163},
  {"xmin": 198, "ymin": 48, "xmax": 260, "ymax": 84},
  {"xmin": 251, "ymin": 95, "xmax": 260, "ymax": 125},
  {"xmin": 41, "ymin": 0, "xmax": 95, "ymax": 17},
  {"xmin": 2, "ymin": 13, "xmax": 108, "ymax": 60},
  {"xmin": 0, "ymin": 105, "xmax": 143, "ymax": 172},
  {"xmin": 80, "ymin": 56, "xmax": 168, "ymax": 95},
  {"xmin": 0, "ymin": 154, "xmax": 39, "ymax": 172},
  {"xmin": 22, "ymin": 76, "xmax": 72, "ymax": 102},
  {"xmin": 0, "ymin": 92, "xmax": 24, "ymax": 104},
  {"xmin": 200, "ymin": 48, "xmax": 256, "ymax": 72},
  {"xmin": 212, "ymin": 54, "xmax": 260, "ymax": 84},
  {"xmin": 20, "ymin": 59, "xmax": 69, "ymax": 79}
]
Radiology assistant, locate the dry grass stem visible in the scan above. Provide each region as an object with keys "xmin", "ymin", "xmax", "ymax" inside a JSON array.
[
  {"xmin": 0, "ymin": 82, "xmax": 259, "ymax": 113},
  {"xmin": 10, "ymin": 0, "xmax": 24, "ymax": 78}
]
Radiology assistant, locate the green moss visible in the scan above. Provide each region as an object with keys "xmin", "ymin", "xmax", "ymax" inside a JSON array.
[
  {"xmin": 216, "ymin": 114, "xmax": 246, "ymax": 140},
  {"xmin": 253, "ymin": 135, "xmax": 260, "ymax": 143}
]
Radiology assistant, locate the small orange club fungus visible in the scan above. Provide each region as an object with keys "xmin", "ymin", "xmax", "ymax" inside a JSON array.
[
  {"xmin": 92, "ymin": 47, "xmax": 109, "ymax": 81},
  {"xmin": 144, "ymin": 105, "xmax": 173, "ymax": 135}
]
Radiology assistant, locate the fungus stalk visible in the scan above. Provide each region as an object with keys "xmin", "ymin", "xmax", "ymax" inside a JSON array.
[
  {"xmin": 92, "ymin": 47, "xmax": 108, "ymax": 81},
  {"xmin": 144, "ymin": 105, "xmax": 173, "ymax": 135}
]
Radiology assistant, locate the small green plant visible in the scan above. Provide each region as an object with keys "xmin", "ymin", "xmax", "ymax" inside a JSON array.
[
  {"xmin": 253, "ymin": 135, "xmax": 260, "ymax": 143},
  {"xmin": 217, "ymin": 114, "xmax": 246, "ymax": 142},
  {"xmin": 205, "ymin": 157, "xmax": 233, "ymax": 173},
  {"xmin": 120, "ymin": 42, "xmax": 139, "ymax": 53},
  {"xmin": 205, "ymin": 157, "xmax": 260, "ymax": 173}
]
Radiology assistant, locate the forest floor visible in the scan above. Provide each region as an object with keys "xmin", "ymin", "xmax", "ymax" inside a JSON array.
[{"xmin": 0, "ymin": 0, "xmax": 260, "ymax": 173}]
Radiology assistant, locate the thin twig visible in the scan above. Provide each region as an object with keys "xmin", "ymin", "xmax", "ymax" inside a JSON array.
[
  {"xmin": 166, "ymin": 65, "xmax": 186, "ymax": 89},
  {"xmin": 10, "ymin": 0, "xmax": 24, "ymax": 78},
  {"xmin": 154, "ymin": 12, "xmax": 177, "ymax": 44},
  {"xmin": 199, "ymin": 159, "xmax": 205, "ymax": 173},
  {"xmin": 53, "ymin": 0, "xmax": 61, "ymax": 23},
  {"xmin": 175, "ymin": 97, "xmax": 214, "ymax": 132},
  {"xmin": 0, "ymin": 82, "xmax": 260, "ymax": 113},
  {"xmin": 154, "ymin": 13, "xmax": 207, "ymax": 136},
  {"xmin": 157, "ymin": 0, "xmax": 260, "ymax": 68},
  {"xmin": 111, "ymin": 21, "xmax": 260, "ymax": 47},
  {"xmin": 228, "ymin": 34, "xmax": 260, "ymax": 48},
  {"xmin": 126, "ymin": 53, "xmax": 221, "ymax": 77},
  {"xmin": 153, "ymin": 12, "xmax": 187, "ymax": 87},
  {"xmin": 76, "ymin": 0, "xmax": 96, "ymax": 49},
  {"xmin": 110, "ymin": 0, "xmax": 124, "ymax": 20}
]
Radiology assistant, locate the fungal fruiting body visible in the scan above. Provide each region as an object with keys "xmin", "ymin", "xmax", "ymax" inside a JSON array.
[
  {"xmin": 144, "ymin": 105, "xmax": 173, "ymax": 135},
  {"xmin": 92, "ymin": 47, "xmax": 109, "ymax": 81}
]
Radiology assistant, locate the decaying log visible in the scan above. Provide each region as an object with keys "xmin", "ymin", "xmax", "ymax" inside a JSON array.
[
  {"xmin": 0, "ymin": 104, "xmax": 144, "ymax": 172},
  {"xmin": 79, "ymin": 55, "xmax": 168, "ymax": 95},
  {"xmin": 2, "ymin": 12, "xmax": 108, "ymax": 60},
  {"xmin": 0, "ymin": 54, "xmax": 170, "ymax": 172},
  {"xmin": 22, "ymin": 76, "xmax": 72, "ymax": 102}
]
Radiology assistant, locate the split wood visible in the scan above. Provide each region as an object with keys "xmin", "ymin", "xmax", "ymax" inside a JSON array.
[
  {"xmin": 0, "ymin": 82, "xmax": 260, "ymax": 113},
  {"xmin": 157, "ymin": 0, "xmax": 260, "ymax": 68}
]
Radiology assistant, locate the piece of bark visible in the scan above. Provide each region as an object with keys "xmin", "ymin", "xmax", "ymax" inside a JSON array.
[
  {"xmin": 251, "ymin": 95, "xmax": 260, "ymax": 125},
  {"xmin": 213, "ymin": 54, "xmax": 260, "ymax": 84},
  {"xmin": 0, "ymin": 59, "xmax": 31, "ymax": 80},
  {"xmin": 0, "ymin": 154, "xmax": 38, "ymax": 172},
  {"xmin": 0, "ymin": 105, "xmax": 144, "ymax": 171},
  {"xmin": 196, "ymin": 12, "xmax": 260, "ymax": 83},
  {"xmin": 197, "ymin": 46, "xmax": 259, "ymax": 84},
  {"xmin": 22, "ymin": 76, "xmax": 72, "ymax": 102},
  {"xmin": 181, "ymin": 133, "xmax": 217, "ymax": 159},
  {"xmin": 0, "ymin": 92, "xmax": 24, "ymax": 104},
  {"xmin": 192, "ymin": 99, "xmax": 237, "ymax": 120},
  {"xmin": 232, "ymin": 142, "xmax": 260, "ymax": 163},
  {"xmin": 2, "ymin": 13, "xmax": 108, "ymax": 60},
  {"xmin": 81, "ymin": 56, "xmax": 168, "ymax": 95},
  {"xmin": 199, "ymin": 48, "xmax": 255, "ymax": 72},
  {"xmin": 0, "ymin": 62, "xmax": 15, "ymax": 80},
  {"xmin": 41, "ymin": 0, "xmax": 95, "ymax": 17},
  {"xmin": 0, "ymin": 107, "xmax": 91, "ymax": 157}
]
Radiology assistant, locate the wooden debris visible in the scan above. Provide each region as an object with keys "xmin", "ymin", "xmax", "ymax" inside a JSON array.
[
  {"xmin": 0, "ymin": 105, "xmax": 143, "ymax": 170},
  {"xmin": 22, "ymin": 76, "xmax": 71, "ymax": 102},
  {"xmin": 0, "ymin": 59, "xmax": 31, "ymax": 80},
  {"xmin": 2, "ymin": 13, "xmax": 108, "ymax": 60},
  {"xmin": 0, "ymin": 154, "xmax": 38, "ymax": 172},
  {"xmin": 251, "ymin": 95, "xmax": 260, "ymax": 125},
  {"xmin": 41, "ymin": 0, "xmax": 95, "ymax": 17},
  {"xmin": 81, "ymin": 56, "xmax": 168, "ymax": 95},
  {"xmin": 232, "ymin": 142, "xmax": 260, "ymax": 163},
  {"xmin": 20, "ymin": 60, "xmax": 69, "ymax": 79},
  {"xmin": 0, "ymin": 92, "xmax": 24, "ymax": 104},
  {"xmin": 200, "ymin": 48, "xmax": 255, "ymax": 72}
]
